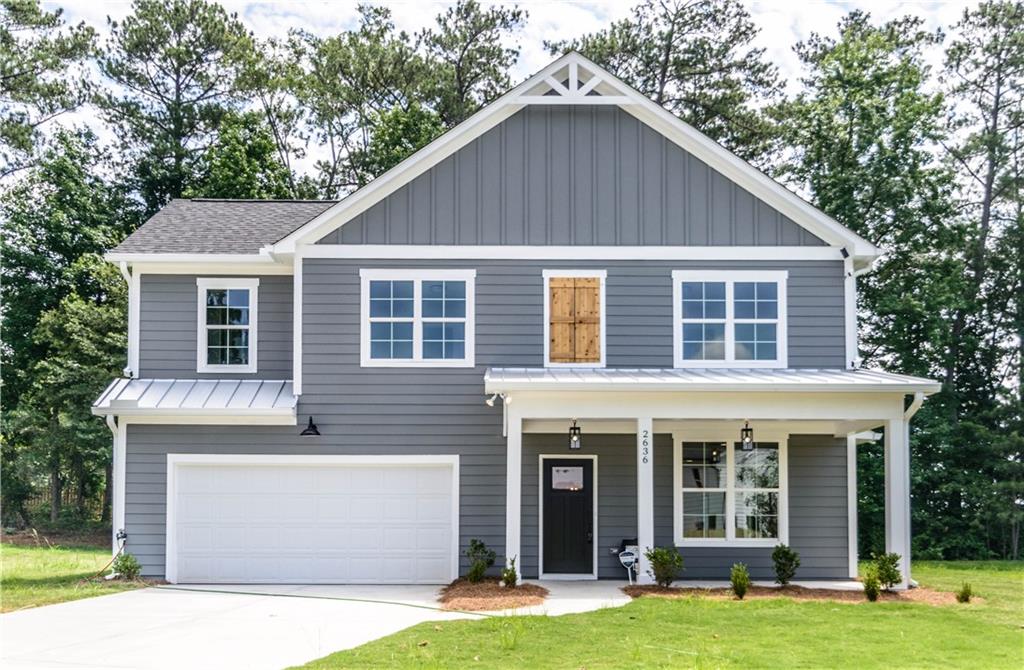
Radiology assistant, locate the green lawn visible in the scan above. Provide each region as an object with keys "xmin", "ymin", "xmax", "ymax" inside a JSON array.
[
  {"xmin": 0, "ymin": 543, "xmax": 144, "ymax": 612},
  {"xmin": 297, "ymin": 562, "xmax": 1024, "ymax": 669}
]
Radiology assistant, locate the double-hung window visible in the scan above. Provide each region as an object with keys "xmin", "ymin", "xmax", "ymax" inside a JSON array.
[
  {"xmin": 196, "ymin": 278, "xmax": 258, "ymax": 373},
  {"xmin": 672, "ymin": 270, "xmax": 787, "ymax": 368},
  {"xmin": 674, "ymin": 433, "xmax": 787, "ymax": 547},
  {"xmin": 360, "ymin": 269, "xmax": 476, "ymax": 367}
]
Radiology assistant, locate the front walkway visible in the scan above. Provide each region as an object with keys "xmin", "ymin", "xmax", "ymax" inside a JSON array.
[{"xmin": 0, "ymin": 581, "xmax": 632, "ymax": 670}]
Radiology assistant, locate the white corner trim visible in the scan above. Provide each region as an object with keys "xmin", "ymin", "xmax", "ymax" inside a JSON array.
[
  {"xmin": 164, "ymin": 454, "xmax": 460, "ymax": 585},
  {"xmin": 120, "ymin": 263, "xmax": 140, "ymax": 377},
  {"xmin": 302, "ymin": 245, "xmax": 845, "ymax": 261},
  {"xmin": 293, "ymin": 253, "xmax": 303, "ymax": 395},
  {"xmin": 844, "ymin": 257, "xmax": 859, "ymax": 369},
  {"xmin": 359, "ymin": 269, "xmax": 476, "ymax": 368},
  {"xmin": 542, "ymin": 270, "xmax": 607, "ymax": 368},
  {"xmin": 196, "ymin": 278, "xmax": 259, "ymax": 374},
  {"xmin": 671, "ymin": 270, "xmax": 788, "ymax": 369},
  {"xmin": 847, "ymin": 433, "xmax": 859, "ymax": 578},
  {"xmin": 106, "ymin": 416, "xmax": 126, "ymax": 557},
  {"xmin": 672, "ymin": 429, "xmax": 790, "ymax": 548},
  {"xmin": 538, "ymin": 454, "xmax": 599, "ymax": 580}
]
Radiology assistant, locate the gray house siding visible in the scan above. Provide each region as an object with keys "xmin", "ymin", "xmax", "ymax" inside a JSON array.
[
  {"xmin": 138, "ymin": 274, "xmax": 293, "ymax": 379},
  {"xmin": 317, "ymin": 106, "xmax": 826, "ymax": 248}
]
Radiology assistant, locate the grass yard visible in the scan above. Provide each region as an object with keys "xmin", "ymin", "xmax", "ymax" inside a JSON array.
[
  {"xmin": 297, "ymin": 562, "xmax": 1024, "ymax": 669},
  {"xmin": 0, "ymin": 543, "xmax": 144, "ymax": 612}
]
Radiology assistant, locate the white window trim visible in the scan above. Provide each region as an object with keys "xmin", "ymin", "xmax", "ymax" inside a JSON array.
[
  {"xmin": 542, "ymin": 269, "xmax": 607, "ymax": 368},
  {"xmin": 196, "ymin": 278, "xmax": 259, "ymax": 374},
  {"xmin": 359, "ymin": 268, "xmax": 476, "ymax": 368},
  {"xmin": 672, "ymin": 430, "xmax": 789, "ymax": 548},
  {"xmin": 672, "ymin": 270, "xmax": 788, "ymax": 369}
]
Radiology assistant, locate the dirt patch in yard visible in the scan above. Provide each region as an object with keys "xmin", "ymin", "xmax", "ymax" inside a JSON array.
[
  {"xmin": 624, "ymin": 584, "xmax": 967, "ymax": 606},
  {"xmin": 1, "ymin": 528, "xmax": 110, "ymax": 549},
  {"xmin": 439, "ymin": 578, "xmax": 549, "ymax": 611}
]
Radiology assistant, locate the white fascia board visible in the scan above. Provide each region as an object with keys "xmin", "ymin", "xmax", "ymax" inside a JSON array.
[
  {"xmin": 105, "ymin": 252, "xmax": 293, "ymax": 276},
  {"xmin": 304, "ymin": 245, "xmax": 844, "ymax": 261},
  {"xmin": 92, "ymin": 408, "xmax": 297, "ymax": 425},
  {"xmin": 484, "ymin": 380, "xmax": 941, "ymax": 395},
  {"xmin": 106, "ymin": 252, "xmax": 280, "ymax": 263}
]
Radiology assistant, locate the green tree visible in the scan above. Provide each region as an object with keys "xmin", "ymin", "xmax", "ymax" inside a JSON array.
[
  {"xmin": 419, "ymin": 0, "xmax": 527, "ymax": 127},
  {"xmin": 98, "ymin": 0, "xmax": 253, "ymax": 213},
  {"xmin": 361, "ymin": 103, "xmax": 444, "ymax": 178},
  {"xmin": 186, "ymin": 111, "xmax": 297, "ymax": 199},
  {"xmin": 7, "ymin": 257, "xmax": 127, "ymax": 522},
  {"xmin": 0, "ymin": 0, "xmax": 95, "ymax": 176},
  {"xmin": 547, "ymin": 0, "xmax": 782, "ymax": 163}
]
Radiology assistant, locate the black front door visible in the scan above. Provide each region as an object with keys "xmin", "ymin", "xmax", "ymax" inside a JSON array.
[{"xmin": 542, "ymin": 458, "xmax": 594, "ymax": 575}]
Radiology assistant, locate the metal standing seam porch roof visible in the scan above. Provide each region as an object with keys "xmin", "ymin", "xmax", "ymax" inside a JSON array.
[
  {"xmin": 92, "ymin": 378, "xmax": 297, "ymax": 417},
  {"xmin": 484, "ymin": 367, "xmax": 942, "ymax": 394}
]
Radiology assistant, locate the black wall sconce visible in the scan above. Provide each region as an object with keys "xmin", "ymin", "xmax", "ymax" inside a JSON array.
[
  {"xmin": 569, "ymin": 419, "xmax": 582, "ymax": 450},
  {"xmin": 740, "ymin": 421, "xmax": 754, "ymax": 450},
  {"xmin": 300, "ymin": 416, "xmax": 321, "ymax": 436}
]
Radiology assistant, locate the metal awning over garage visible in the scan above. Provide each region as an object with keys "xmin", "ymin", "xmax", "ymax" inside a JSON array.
[
  {"xmin": 484, "ymin": 367, "xmax": 941, "ymax": 394},
  {"xmin": 92, "ymin": 378, "xmax": 297, "ymax": 424}
]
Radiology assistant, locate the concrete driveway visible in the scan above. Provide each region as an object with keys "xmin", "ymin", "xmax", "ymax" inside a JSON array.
[{"xmin": 0, "ymin": 584, "xmax": 482, "ymax": 670}]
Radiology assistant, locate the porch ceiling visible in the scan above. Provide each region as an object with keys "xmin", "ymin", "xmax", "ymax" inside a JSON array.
[{"xmin": 484, "ymin": 367, "xmax": 940, "ymax": 395}]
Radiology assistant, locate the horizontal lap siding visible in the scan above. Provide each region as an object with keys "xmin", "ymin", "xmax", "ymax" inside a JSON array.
[
  {"xmin": 318, "ymin": 106, "xmax": 825, "ymax": 248},
  {"xmin": 139, "ymin": 275, "xmax": 292, "ymax": 379},
  {"xmin": 654, "ymin": 435, "xmax": 849, "ymax": 580}
]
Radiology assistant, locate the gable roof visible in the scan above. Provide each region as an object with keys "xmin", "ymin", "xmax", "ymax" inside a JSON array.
[
  {"xmin": 112, "ymin": 198, "xmax": 337, "ymax": 255},
  {"xmin": 269, "ymin": 52, "xmax": 881, "ymax": 267}
]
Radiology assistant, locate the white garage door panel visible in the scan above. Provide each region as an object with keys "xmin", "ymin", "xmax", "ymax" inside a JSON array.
[{"xmin": 170, "ymin": 460, "xmax": 456, "ymax": 584}]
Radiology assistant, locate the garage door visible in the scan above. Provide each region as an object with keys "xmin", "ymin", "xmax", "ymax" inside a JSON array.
[{"xmin": 167, "ymin": 456, "xmax": 458, "ymax": 584}]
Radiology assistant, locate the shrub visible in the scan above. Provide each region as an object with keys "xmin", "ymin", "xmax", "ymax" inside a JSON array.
[
  {"xmin": 500, "ymin": 556, "xmax": 518, "ymax": 588},
  {"xmin": 771, "ymin": 544, "xmax": 800, "ymax": 585},
  {"xmin": 872, "ymin": 552, "xmax": 902, "ymax": 590},
  {"xmin": 863, "ymin": 568, "xmax": 881, "ymax": 602},
  {"xmin": 956, "ymin": 582, "xmax": 973, "ymax": 603},
  {"xmin": 464, "ymin": 538, "xmax": 495, "ymax": 583},
  {"xmin": 730, "ymin": 562, "xmax": 751, "ymax": 600},
  {"xmin": 644, "ymin": 546, "xmax": 683, "ymax": 588},
  {"xmin": 113, "ymin": 552, "xmax": 141, "ymax": 580}
]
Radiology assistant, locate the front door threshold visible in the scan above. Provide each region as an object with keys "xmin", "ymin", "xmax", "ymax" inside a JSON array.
[{"xmin": 538, "ymin": 573, "xmax": 598, "ymax": 581}]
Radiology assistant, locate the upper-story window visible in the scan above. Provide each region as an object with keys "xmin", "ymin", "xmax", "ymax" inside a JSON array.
[
  {"xmin": 196, "ymin": 278, "xmax": 258, "ymax": 373},
  {"xmin": 543, "ymin": 270, "xmax": 606, "ymax": 367},
  {"xmin": 359, "ymin": 269, "xmax": 476, "ymax": 367},
  {"xmin": 672, "ymin": 270, "xmax": 787, "ymax": 368}
]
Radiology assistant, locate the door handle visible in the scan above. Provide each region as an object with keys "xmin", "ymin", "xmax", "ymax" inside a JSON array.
[{"xmin": 587, "ymin": 524, "xmax": 593, "ymax": 543}]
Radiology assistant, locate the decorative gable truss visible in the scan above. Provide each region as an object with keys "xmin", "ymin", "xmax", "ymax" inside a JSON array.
[{"xmin": 517, "ymin": 60, "xmax": 634, "ymax": 106}]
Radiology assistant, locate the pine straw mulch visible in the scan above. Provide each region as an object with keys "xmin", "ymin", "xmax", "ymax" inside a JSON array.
[
  {"xmin": 623, "ymin": 584, "xmax": 969, "ymax": 607},
  {"xmin": 439, "ymin": 578, "xmax": 549, "ymax": 611}
]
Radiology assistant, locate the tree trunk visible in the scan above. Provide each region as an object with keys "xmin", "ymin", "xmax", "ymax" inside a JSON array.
[
  {"xmin": 102, "ymin": 461, "xmax": 113, "ymax": 524},
  {"xmin": 49, "ymin": 467, "xmax": 62, "ymax": 523}
]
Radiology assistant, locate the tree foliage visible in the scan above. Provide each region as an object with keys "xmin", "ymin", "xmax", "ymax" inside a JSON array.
[{"xmin": 0, "ymin": 0, "xmax": 95, "ymax": 175}]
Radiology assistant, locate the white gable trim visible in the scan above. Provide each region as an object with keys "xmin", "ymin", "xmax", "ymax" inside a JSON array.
[{"xmin": 267, "ymin": 52, "xmax": 880, "ymax": 267}]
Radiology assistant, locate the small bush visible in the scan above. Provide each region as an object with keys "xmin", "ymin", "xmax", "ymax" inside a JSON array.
[
  {"xmin": 956, "ymin": 582, "xmax": 973, "ymax": 603},
  {"xmin": 464, "ymin": 538, "xmax": 496, "ymax": 583},
  {"xmin": 872, "ymin": 552, "xmax": 902, "ymax": 590},
  {"xmin": 771, "ymin": 544, "xmax": 800, "ymax": 585},
  {"xmin": 113, "ymin": 552, "xmax": 141, "ymax": 580},
  {"xmin": 644, "ymin": 546, "xmax": 683, "ymax": 587},
  {"xmin": 862, "ymin": 568, "xmax": 880, "ymax": 602},
  {"xmin": 500, "ymin": 556, "xmax": 518, "ymax": 588},
  {"xmin": 730, "ymin": 562, "xmax": 751, "ymax": 600}
]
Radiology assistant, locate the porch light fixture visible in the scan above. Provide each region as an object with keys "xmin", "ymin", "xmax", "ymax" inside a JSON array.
[
  {"xmin": 300, "ymin": 416, "xmax": 321, "ymax": 436},
  {"xmin": 740, "ymin": 421, "xmax": 754, "ymax": 451},
  {"xmin": 569, "ymin": 419, "xmax": 582, "ymax": 450}
]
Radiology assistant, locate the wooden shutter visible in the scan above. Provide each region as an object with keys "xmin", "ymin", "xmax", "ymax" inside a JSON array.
[{"xmin": 547, "ymin": 277, "xmax": 601, "ymax": 364}]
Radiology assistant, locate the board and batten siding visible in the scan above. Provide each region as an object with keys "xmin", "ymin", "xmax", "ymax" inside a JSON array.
[
  {"xmin": 316, "ymin": 106, "xmax": 826, "ymax": 248},
  {"xmin": 138, "ymin": 274, "xmax": 293, "ymax": 379}
]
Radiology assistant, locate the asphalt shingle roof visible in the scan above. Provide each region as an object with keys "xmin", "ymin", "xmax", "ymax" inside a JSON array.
[{"xmin": 111, "ymin": 199, "xmax": 339, "ymax": 255}]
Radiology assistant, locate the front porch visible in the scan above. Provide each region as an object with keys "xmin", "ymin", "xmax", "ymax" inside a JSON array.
[{"xmin": 485, "ymin": 367, "xmax": 941, "ymax": 589}]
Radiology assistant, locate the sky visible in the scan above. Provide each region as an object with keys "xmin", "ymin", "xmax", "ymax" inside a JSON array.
[{"xmin": 41, "ymin": 0, "xmax": 979, "ymax": 175}]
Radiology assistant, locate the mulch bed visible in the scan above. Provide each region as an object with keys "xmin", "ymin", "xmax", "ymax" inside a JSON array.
[
  {"xmin": 439, "ymin": 578, "xmax": 549, "ymax": 611},
  {"xmin": 623, "ymin": 584, "xmax": 966, "ymax": 606}
]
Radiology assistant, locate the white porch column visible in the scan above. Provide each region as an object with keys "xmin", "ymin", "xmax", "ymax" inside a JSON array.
[
  {"xmin": 884, "ymin": 418, "xmax": 911, "ymax": 588},
  {"xmin": 505, "ymin": 407, "xmax": 522, "ymax": 579},
  {"xmin": 636, "ymin": 416, "xmax": 654, "ymax": 584}
]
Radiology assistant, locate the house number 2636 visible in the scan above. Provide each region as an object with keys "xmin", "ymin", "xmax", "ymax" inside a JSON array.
[{"xmin": 641, "ymin": 429, "xmax": 650, "ymax": 464}]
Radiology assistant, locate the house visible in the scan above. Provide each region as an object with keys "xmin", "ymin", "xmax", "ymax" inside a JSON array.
[{"xmin": 92, "ymin": 53, "xmax": 940, "ymax": 588}]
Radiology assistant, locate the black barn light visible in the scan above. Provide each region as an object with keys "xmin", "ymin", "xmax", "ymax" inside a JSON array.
[
  {"xmin": 569, "ymin": 419, "xmax": 582, "ymax": 450},
  {"xmin": 740, "ymin": 421, "xmax": 754, "ymax": 451},
  {"xmin": 300, "ymin": 416, "xmax": 321, "ymax": 436}
]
